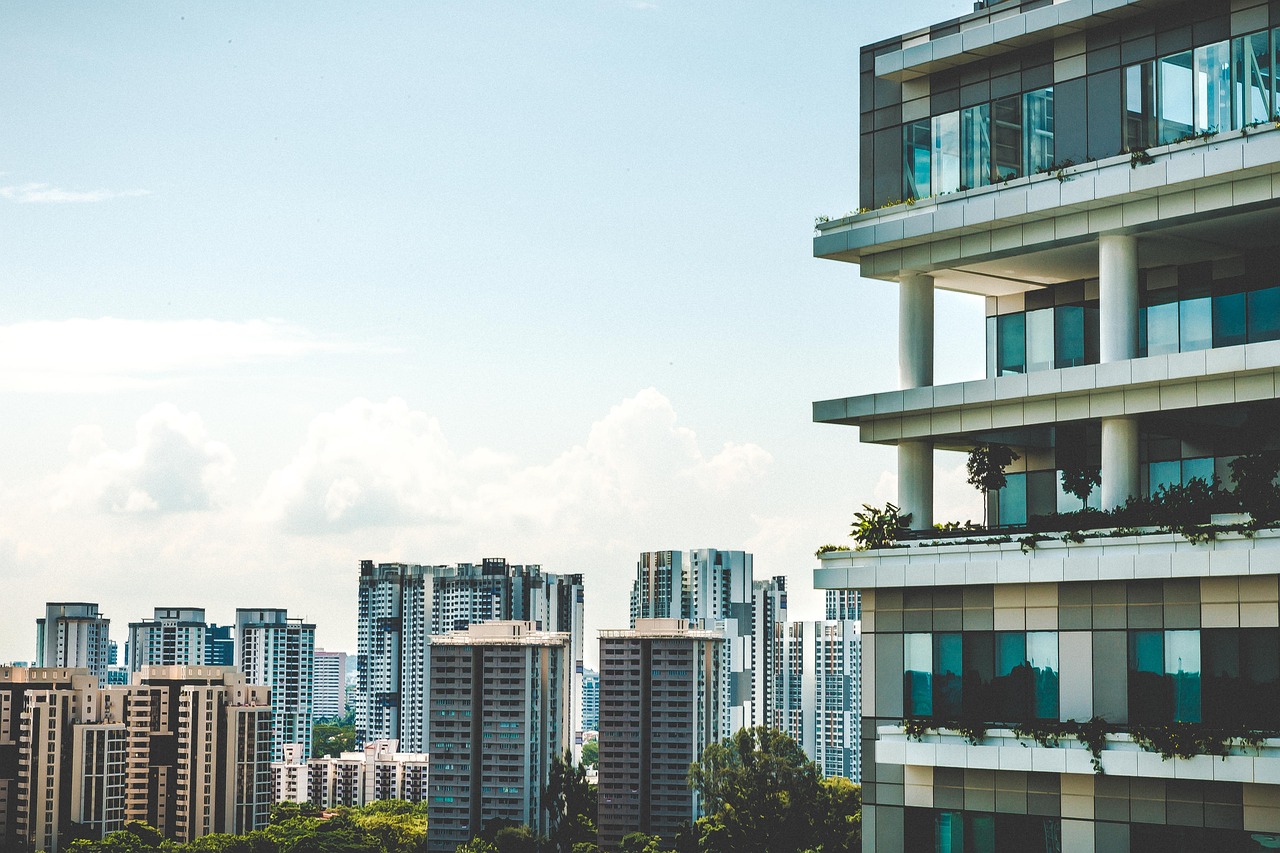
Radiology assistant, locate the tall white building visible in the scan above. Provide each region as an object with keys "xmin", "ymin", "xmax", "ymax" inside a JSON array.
[
  {"xmin": 582, "ymin": 668, "xmax": 600, "ymax": 733},
  {"xmin": 356, "ymin": 558, "xmax": 585, "ymax": 752},
  {"xmin": 425, "ymin": 622, "xmax": 571, "ymax": 853},
  {"xmin": 126, "ymin": 607, "xmax": 207, "ymax": 672},
  {"xmin": 770, "ymin": 620, "xmax": 862, "ymax": 782},
  {"xmin": 313, "ymin": 649, "xmax": 348, "ymax": 720},
  {"xmin": 35, "ymin": 603, "xmax": 111, "ymax": 687},
  {"xmin": 632, "ymin": 550, "xmax": 688, "ymax": 622},
  {"xmin": 752, "ymin": 575, "xmax": 788, "ymax": 728},
  {"xmin": 235, "ymin": 608, "xmax": 315, "ymax": 762}
]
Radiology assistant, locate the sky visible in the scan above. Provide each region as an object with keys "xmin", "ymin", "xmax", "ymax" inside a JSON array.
[{"xmin": 0, "ymin": 1, "xmax": 986, "ymax": 668}]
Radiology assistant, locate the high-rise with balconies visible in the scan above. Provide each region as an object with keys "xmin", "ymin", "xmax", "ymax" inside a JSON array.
[
  {"xmin": 235, "ymin": 608, "xmax": 315, "ymax": 762},
  {"xmin": 815, "ymin": 0, "xmax": 1280, "ymax": 849},
  {"xmin": 126, "ymin": 607, "xmax": 208, "ymax": 672}
]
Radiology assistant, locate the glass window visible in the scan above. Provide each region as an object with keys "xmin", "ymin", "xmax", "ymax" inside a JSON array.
[
  {"xmin": 1182, "ymin": 457, "xmax": 1214, "ymax": 486},
  {"xmin": 999, "ymin": 472, "xmax": 1028, "ymax": 527},
  {"xmin": 932, "ymin": 111, "xmax": 961, "ymax": 195},
  {"xmin": 993, "ymin": 632, "xmax": 1027, "ymax": 719},
  {"xmin": 1129, "ymin": 630, "xmax": 1166, "ymax": 724},
  {"xmin": 1233, "ymin": 31, "xmax": 1272, "ymax": 127},
  {"xmin": 1145, "ymin": 299, "xmax": 1180, "ymax": 356},
  {"xmin": 1166, "ymin": 629, "xmax": 1201, "ymax": 723},
  {"xmin": 904, "ymin": 119, "xmax": 932, "ymax": 199},
  {"xmin": 1026, "ymin": 632, "xmax": 1060, "ymax": 720},
  {"xmin": 1213, "ymin": 289, "xmax": 1247, "ymax": 347},
  {"xmin": 997, "ymin": 313, "xmax": 1026, "ymax": 375},
  {"xmin": 1125, "ymin": 61, "xmax": 1156, "ymax": 149},
  {"xmin": 904, "ymin": 633, "xmax": 932, "ymax": 717},
  {"xmin": 1179, "ymin": 296, "xmax": 1212, "ymax": 351},
  {"xmin": 960, "ymin": 103, "xmax": 992, "ymax": 190},
  {"xmin": 1025, "ymin": 307, "xmax": 1055, "ymax": 373},
  {"xmin": 1158, "ymin": 51, "xmax": 1195, "ymax": 143},
  {"xmin": 1194, "ymin": 41, "xmax": 1232, "ymax": 133},
  {"xmin": 1027, "ymin": 470, "xmax": 1058, "ymax": 521},
  {"xmin": 936, "ymin": 811, "xmax": 964, "ymax": 853},
  {"xmin": 934, "ymin": 632, "xmax": 963, "ymax": 719},
  {"xmin": 967, "ymin": 814, "xmax": 996, "ymax": 853},
  {"xmin": 1054, "ymin": 304, "xmax": 1085, "ymax": 368},
  {"xmin": 1248, "ymin": 286, "xmax": 1280, "ymax": 342},
  {"xmin": 992, "ymin": 95, "xmax": 1021, "ymax": 181},
  {"xmin": 1148, "ymin": 460, "xmax": 1181, "ymax": 495},
  {"xmin": 1023, "ymin": 87, "xmax": 1054, "ymax": 173}
]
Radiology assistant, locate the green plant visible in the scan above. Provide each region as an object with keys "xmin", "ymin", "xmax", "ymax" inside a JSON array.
[
  {"xmin": 1061, "ymin": 530, "xmax": 1086, "ymax": 544},
  {"xmin": 934, "ymin": 520, "xmax": 979, "ymax": 531},
  {"xmin": 967, "ymin": 444, "xmax": 1020, "ymax": 522},
  {"xmin": 952, "ymin": 721, "xmax": 988, "ymax": 746},
  {"xmin": 814, "ymin": 215, "xmax": 830, "ymax": 227},
  {"xmin": 849, "ymin": 502, "xmax": 911, "ymax": 551},
  {"xmin": 1018, "ymin": 534, "xmax": 1048, "ymax": 553},
  {"xmin": 1069, "ymin": 717, "xmax": 1109, "ymax": 774},
  {"xmin": 814, "ymin": 544, "xmax": 851, "ymax": 557},
  {"xmin": 903, "ymin": 718, "xmax": 930, "ymax": 741},
  {"xmin": 1229, "ymin": 450, "xmax": 1280, "ymax": 521},
  {"xmin": 1126, "ymin": 147, "xmax": 1155, "ymax": 167},
  {"xmin": 1060, "ymin": 467, "xmax": 1101, "ymax": 508},
  {"xmin": 1011, "ymin": 721, "xmax": 1062, "ymax": 749}
]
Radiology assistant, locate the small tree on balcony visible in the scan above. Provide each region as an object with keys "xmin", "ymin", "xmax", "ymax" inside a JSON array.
[
  {"xmin": 966, "ymin": 443, "xmax": 1020, "ymax": 523},
  {"xmin": 849, "ymin": 502, "xmax": 911, "ymax": 550},
  {"xmin": 1229, "ymin": 450, "xmax": 1280, "ymax": 521},
  {"xmin": 1060, "ymin": 466, "xmax": 1101, "ymax": 510}
]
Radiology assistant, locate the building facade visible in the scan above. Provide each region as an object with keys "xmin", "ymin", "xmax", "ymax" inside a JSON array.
[
  {"xmin": 597, "ymin": 619, "xmax": 723, "ymax": 850},
  {"xmin": 424, "ymin": 622, "xmax": 572, "ymax": 853},
  {"xmin": 770, "ymin": 620, "xmax": 862, "ymax": 782},
  {"xmin": 814, "ymin": 0, "xmax": 1280, "ymax": 849},
  {"xmin": 356, "ymin": 559, "xmax": 585, "ymax": 753},
  {"xmin": 314, "ymin": 649, "xmax": 349, "ymax": 720},
  {"xmin": 752, "ymin": 575, "xmax": 789, "ymax": 730},
  {"xmin": 0, "ymin": 665, "xmax": 272, "ymax": 852},
  {"xmin": 632, "ymin": 550, "xmax": 688, "ymax": 622},
  {"xmin": 235, "ymin": 608, "xmax": 315, "ymax": 762},
  {"xmin": 127, "ymin": 607, "xmax": 208, "ymax": 672},
  {"xmin": 273, "ymin": 739, "xmax": 429, "ymax": 808},
  {"xmin": 582, "ymin": 668, "xmax": 600, "ymax": 733},
  {"xmin": 35, "ymin": 603, "xmax": 111, "ymax": 686}
]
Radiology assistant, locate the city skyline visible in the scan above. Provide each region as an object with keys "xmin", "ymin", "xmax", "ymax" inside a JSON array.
[{"xmin": 0, "ymin": 2, "xmax": 984, "ymax": 666}]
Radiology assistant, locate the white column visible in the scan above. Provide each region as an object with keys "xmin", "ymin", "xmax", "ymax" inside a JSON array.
[
  {"xmin": 1098, "ymin": 235, "xmax": 1140, "ymax": 507},
  {"xmin": 1099, "ymin": 234, "xmax": 1138, "ymax": 363},
  {"xmin": 898, "ymin": 273, "xmax": 935, "ymax": 389},
  {"xmin": 1101, "ymin": 416, "xmax": 1140, "ymax": 510},
  {"xmin": 898, "ymin": 273, "xmax": 934, "ymax": 529}
]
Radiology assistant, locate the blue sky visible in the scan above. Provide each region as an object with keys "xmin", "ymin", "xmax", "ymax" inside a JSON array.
[{"xmin": 0, "ymin": 1, "xmax": 984, "ymax": 665}]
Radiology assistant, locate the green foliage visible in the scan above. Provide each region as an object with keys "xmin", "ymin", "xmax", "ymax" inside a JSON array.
[
  {"xmin": 688, "ymin": 727, "xmax": 858, "ymax": 853},
  {"xmin": 313, "ymin": 718, "xmax": 357, "ymax": 758},
  {"xmin": 1059, "ymin": 467, "xmax": 1100, "ymax": 507},
  {"xmin": 849, "ymin": 503, "xmax": 910, "ymax": 551},
  {"xmin": 492, "ymin": 826, "xmax": 539, "ymax": 853},
  {"xmin": 814, "ymin": 777, "xmax": 862, "ymax": 853},
  {"xmin": 543, "ymin": 750, "xmax": 597, "ymax": 853},
  {"xmin": 966, "ymin": 444, "xmax": 1019, "ymax": 494},
  {"xmin": 1229, "ymin": 450, "xmax": 1280, "ymax": 520},
  {"xmin": 814, "ymin": 544, "xmax": 851, "ymax": 557},
  {"xmin": 580, "ymin": 740, "xmax": 598, "ymax": 768},
  {"xmin": 617, "ymin": 833, "xmax": 664, "ymax": 853},
  {"xmin": 456, "ymin": 841, "xmax": 499, "ymax": 853}
]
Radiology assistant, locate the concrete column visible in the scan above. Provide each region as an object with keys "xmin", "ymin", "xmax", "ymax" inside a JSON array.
[
  {"xmin": 898, "ymin": 272, "xmax": 935, "ymax": 389},
  {"xmin": 1101, "ymin": 416, "xmax": 1140, "ymax": 510},
  {"xmin": 1099, "ymin": 234, "xmax": 1139, "ymax": 363},
  {"xmin": 899, "ymin": 440, "xmax": 933, "ymax": 530},
  {"xmin": 898, "ymin": 273, "xmax": 934, "ymax": 530}
]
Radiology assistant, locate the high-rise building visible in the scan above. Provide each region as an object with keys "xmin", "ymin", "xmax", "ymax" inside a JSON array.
[
  {"xmin": 205, "ymin": 623, "xmax": 235, "ymax": 666},
  {"xmin": 313, "ymin": 649, "xmax": 349, "ymax": 720},
  {"xmin": 582, "ymin": 668, "xmax": 600, "ymax": 733},
  {"xmin": 632, "ymin": 550, "xmax": 688, "ymax": 623},
  {"xmin": 235, "ymin": 608, "xmax": 315, "ymax": 762},
  {"xmin": 0, "ymin": 665, "xmax": 272, "ymax": 851},
  {"xmin": 273, "ymin": 739, "xmax": 429, "ymax": 808},
  {"xmin": 770, "ymin": 620, "xmax": 862, "ymax": 782},
  {"xmin": 813, "ymin": 0, "xmax": 1280, "ymax": 848},
  {"xmin": 425, "ymin": 622, "xmax": 572, "ymax": 853},
  {"xmin": 126, "ymin": 607, "xmax": 208, "ymax": 672},
  {"xmin": 356, "ymin": 559, "xmax": 585, "ymax": 752},
  {"xmin": 825, "ymin": 589, "xmax": 861, "ymax": 622},
  {"xmin": 35, "ymin": 603, "xmax": 111, "ymax": 686},
  {"xmin": 752, "ymin": 575, "xmax": 788, "ymax": 728},
  {"xmin": 597, "ymin": 619, "xmax": 723, "ymax": 850}
]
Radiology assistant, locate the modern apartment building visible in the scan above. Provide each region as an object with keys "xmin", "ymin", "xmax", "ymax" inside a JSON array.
[
  {"xmin": 126, "ymin": 607, "xmax": 207, "ymax": 672},
  {"xmin": 752, "ymin": 575, "xmax": 789, "ymax": 729},
  {"xmin": 205, "ymin": 623, "xmax": 235, "ymax": 666},
  {"xmin": 356, "ymin": 558, "xmax": 585, "ymax": 752},
  {"xmin": 273, "ymin": 739, "xmax": 429, "ymax": 808},
  {"xmin": 632, "ymin": 550, "xmax": 688, "ymax": 622},
  {"xmin": 314, "ymin": 649, "xmax": 349, "ymax": 719},
  {"xmin": 424, "ymin": 621, "xmax": 572, "ymax": 853},
  {"xmin": 582, "ymin": 668, "xmax": 600, "ymax": 733},
  {"xmin": 770, "ymin": 619, "xmax": 863, "ymax": 782},
  {"xmin": 35, "ymin": 603, "xmax": 111, "ymax": 686},
  {"xmin": 597, "ymin": 618, "xmax": 724, "ymax": 850},
  {"xmin": 235, "ymin": 608, "xmax": 315, "ymax": 762},
  {"xmin": 814, "ymin": 0, "xmax": 1280, "ymax": 849},
  {"xmin": 0, "ymin": 665, "xmax": 272, "ymax": 851}
]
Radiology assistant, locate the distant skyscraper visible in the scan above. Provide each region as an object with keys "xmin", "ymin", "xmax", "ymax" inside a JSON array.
[
  {"xmin": 35, "ymin": 602, "xmax": 111, "ymax": 686},
  {"xmin": 205, "ymin": 624, "xmax": 235, "ymax": 666},
  {"xmin": 356, "ymin": 559, "xmax": 585, "ymax": 752},
  {"xmin": 597, "ymin": 619, "xmax": 723, "ymax": 850},
  {"xmin": 771, "ymin": 620, "xmax": 861, "ymax": 782},
  {"xmin": 632, "ymin": 550, "xmax": 688, "ymax": 623},
  {"xmin": 752, "ymin": 575, "xmax": 788, "ymax": 727},
  {"xmin": 582, "ymin": 668, "xmax": 600, "ymax": 733},
  {"xmin": 425, "ymin": 622, "xmax": 571, "ymax": 853},
  {"xmin": 127, "ymin": 607, "xmax": 208, "ymax": 672},
  {"xmin": 825, "ymin": 588, "xmax": 861, "ymax": 621},
  {"xmin": 236, "ymin": 608, "xmax": 315, "ymax": 762},
  {"xmin": 313, "ymin": 649, "xmax": 348, "ymax": 720}
]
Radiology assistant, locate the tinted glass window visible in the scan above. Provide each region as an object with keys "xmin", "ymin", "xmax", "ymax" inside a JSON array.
[{"xmin": 1248, "ymin": 286, "xmax": 1280, "ymax": 342}]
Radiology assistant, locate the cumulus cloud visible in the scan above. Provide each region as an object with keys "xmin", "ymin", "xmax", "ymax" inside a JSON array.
[
  {"xmin": 0, "ymin": 318, "xmax": 343, "ymax": 393},
  {"xmin": 258, "ymin": 389, "xmax": 774, "ymax": 536},
  {"xmin": 52, "ymin": 404, "xmax": 234, "ymax": 514},
  {"xmin": 0, "ymin": 183, "xmax": 150, "ymax": 203}
]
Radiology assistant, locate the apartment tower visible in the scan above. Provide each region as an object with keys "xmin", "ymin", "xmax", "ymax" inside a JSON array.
[
  {"xmin": 35, "ymin": 603, "xmax": 111, "ymax": 687},
  {"xmin": 235, "ymin": 608, "xmax": 315, "ymax": 762}
]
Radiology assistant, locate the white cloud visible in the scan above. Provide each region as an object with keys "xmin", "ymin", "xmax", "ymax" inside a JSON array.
[
  {"xmin": 0, "ymin": 182, "xmax": 150, "ymax": 203},
  {"xmin": 0, "ymin": 318, "xmax": 342, "ymax": 393},
  {"xmin": 52, "ymin": 404, "xmax": 234, "ymax": 514}
]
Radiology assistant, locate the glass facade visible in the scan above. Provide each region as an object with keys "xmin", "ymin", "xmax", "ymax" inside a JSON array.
[
  {"xmin": 902, "ymin": 632, "xmax": 1059, "ymax": 722},
  {"xmin": 1125, "ymin": 29, "xmax": 1278, "ymax": 150},
  {"xmin": 1128, "ymin": 629, "xmax": 1202, "ymax": 724},
  {"xmin": 988, "ymin": 298, "xmax": 1099, "ymax": 377},
  {"xmin": 903, "ymin": 87, "xmax": 1054, "ymax": 198},
  {"xmin": 904, "ymin": 809, "xmax": 1062, "ymax": 853}
]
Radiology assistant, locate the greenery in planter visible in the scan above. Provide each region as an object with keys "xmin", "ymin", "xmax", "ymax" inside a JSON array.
[
  {"xmin": 1070, "ymin": 717, "xmax": 1109, "ymax": 774},
  {"xmin": 849, "ymin": 502, "xmax": 910, "ymax": 551},
  {"xmin": 814, "ymin": 543, "xmax": 851, "ymax": 557},
  {"xmin": 1229, "ymin": 450, "xmax": 1280, "ymax": 521},
  {"xmin": 1010, "ymin": 721, "xmax": 1062, "ymax": 749},
  {"xmin": 966, "ymin": 444, "xmax": 1020, "ymax": 522}
]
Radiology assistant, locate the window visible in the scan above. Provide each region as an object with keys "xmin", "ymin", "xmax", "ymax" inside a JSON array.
[
  {"xmin": 1125, "ymin": 61, "xmax": 1156, "ymax": 149},
  {"xmin": 1201, "ymin": 628, "xmax": 1280, "ymax": 728},
  {"xmin": 1158, "ymin": 51, "xmax": 1195, "ymax": 143},
  {"xmin": 1194, "ymin": 41, "xmax": 1232, "ymax": 132},
  {"xmin": 1233, "ymin": 31, "xmax": 1272, "ymax": 127},
  {"xmin": 998, "ymin": 473, "xmax": 1028, "ymax": 527},
  {"xmin": 932, "ymin": 112, "xmax": 961, "ymax": 195},
  {"xmin": 1128, "ymin": 629, "xmax": 1201, "ymax": 724},
  {"xmin": 902, "ymin": 632, "xmax": 1059, "ymax": 722},
  {"xmin": 904, "ymin": 119, "xmax": 932, "ymax": 199},
  {"xmin": 992, "ymin": 95, "xmax": 1021, "ymax": 181},
  {"xmin": 905, "ymin": 809, "xmax": 1063, "ymax": 853},
  {"xmin": 904, "ymin": 633, "xmax": 932, "ymax": 718},
  {"xmin": 996, "ymin": 313, "xmax": 1026, "ymax": 375},
  {"xmin": 1023, "ymin": 87, "xmax": 1054, "ymax": 174}
]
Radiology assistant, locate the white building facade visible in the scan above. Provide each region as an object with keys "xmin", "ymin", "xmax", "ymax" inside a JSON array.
[
  {"xmin": 35, "ymin": 603, "xmax": 111, "ymax": 687},
  {"xmin": 235, "ymin": 608, "xmax": 315, "ymax": 762}
]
